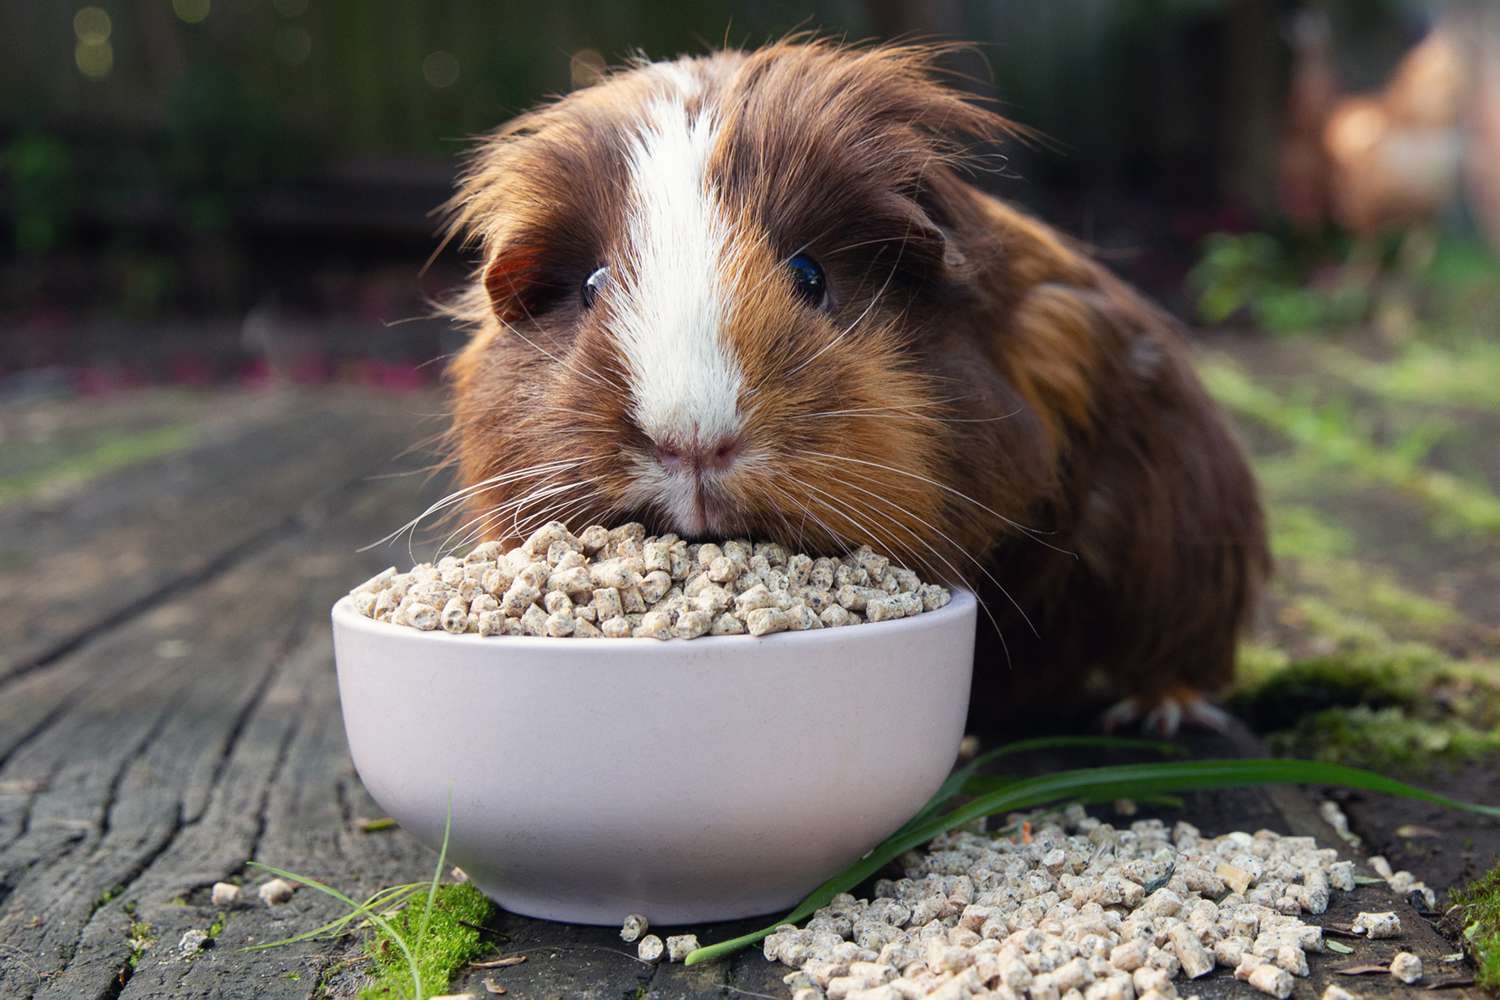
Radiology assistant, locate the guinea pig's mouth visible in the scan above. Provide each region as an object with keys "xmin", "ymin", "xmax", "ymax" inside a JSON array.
[
  {"xmin": 669, "ymin": 480, "xmax": 738, "ymax": 539},
  {"xmin": 629, "ymin": 471, "xmax": 743, "ymax": 541}
]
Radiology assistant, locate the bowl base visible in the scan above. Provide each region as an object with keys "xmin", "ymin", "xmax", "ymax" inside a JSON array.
[{"xmin": 466, "ymin": 873, "xmax": 802, "ymax": 927}]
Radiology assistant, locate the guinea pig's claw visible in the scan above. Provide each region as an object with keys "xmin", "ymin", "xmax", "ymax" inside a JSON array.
[
  {"xmin": 1099, "ymin": 697, "xmax": 1143, "ymax": 733},
  {"xmin": 1100, "ymin": 690, "xmax": 1233, "ymax": 737},
  {"xmin": 1179, "ymin": 695, "xmax": 1234, "ymax": 733}
]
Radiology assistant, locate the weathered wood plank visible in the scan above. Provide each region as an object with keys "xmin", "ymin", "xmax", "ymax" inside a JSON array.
[
  {"xmin": 0, "ymin": 417, "xmax": 442, "ymax": 999},
  {"xmin": 0, "ymin": 388, "xmax": 441, "ymax": 685},
  {"xmin": 0, "ymin": 385, "xmax": 1486, "ymax": 999}
]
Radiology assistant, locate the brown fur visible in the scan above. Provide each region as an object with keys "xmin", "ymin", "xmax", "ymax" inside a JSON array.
[{"xmin": 441, "ymin": 40, "xmax": 1269, "ymax": 720}]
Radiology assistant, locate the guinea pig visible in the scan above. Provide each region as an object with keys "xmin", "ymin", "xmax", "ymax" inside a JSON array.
[{"xmin": 440, "ymin": 40, "xmax": 1269, "ymax": 733}]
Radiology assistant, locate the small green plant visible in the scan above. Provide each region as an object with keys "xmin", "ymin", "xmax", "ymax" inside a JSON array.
[
  {"xmin": 685, "ymin": 738, "xmax": 1500, "ymax": 966},
  {"xmin": 125, "ymin": 920, "xmax": 156, "ymax": 970},
  {"xmin": 249, "ymin": 799, "xmax": 495, "ymax": 1000},
  {"xmin": 1452, "ymin": 860, "xmax": 1500, "ymax": 989}
]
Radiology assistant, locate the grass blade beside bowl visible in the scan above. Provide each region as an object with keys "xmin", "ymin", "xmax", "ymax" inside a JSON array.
[{"xmin": 685, "ymin": 753, "xmax": 1500, "ymax": 966}]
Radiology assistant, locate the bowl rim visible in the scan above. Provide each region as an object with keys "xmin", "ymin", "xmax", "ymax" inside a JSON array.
[{"xmin": 332, "ymin": 585, "xmax": 976, "ymax": 651}]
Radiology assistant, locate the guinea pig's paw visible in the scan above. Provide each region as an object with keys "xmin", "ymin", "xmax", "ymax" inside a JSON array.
[{"xmin": 1099, "ymin": 688, "xmax": 1233, "ymax": 737}]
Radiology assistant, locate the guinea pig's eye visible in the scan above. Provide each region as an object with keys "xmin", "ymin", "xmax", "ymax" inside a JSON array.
[
  {"xmin": 581, "ymin": 265, "xmax": 609, "ymax": 309},
  {"xmin": 787, "ymin": 253, "xmax": 827, "ymax": 308}
]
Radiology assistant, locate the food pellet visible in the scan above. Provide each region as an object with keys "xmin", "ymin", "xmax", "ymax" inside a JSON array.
[
  {"xmin": 1351, "ymin": 911, "xmax": 1402, "ymax": 938},
  {"xmin": 665, "ymin": 934, "xmax": 700, "ymax": 962},
  {"xmin": 1246, "ymin": 962, "xmax": 1294, "ymax": 998},
  {"xmin": 754, "ymin": 804, "xmax": 1391, "ymax": 1000},
  {"xmin": 637, "ymin": 934, "xmax": 664, "ymax": 963},
  {"xmin": 258, "ymin": 878, "xmax": 294, "ymax": 906},
  {"xmin": 210, "ymin": 881, "xmax": 240, "ymax": 907},
  {"xmin": 349, "ymin": 522, "xmax": 951, "ymax": 640},
  {"xmin": 1390, "ymin": 951, "xmax": 1423, "ymax": 983},
  {"xmin": 620, "ymin": 913, "xmax": 649, "ymax": 943}
]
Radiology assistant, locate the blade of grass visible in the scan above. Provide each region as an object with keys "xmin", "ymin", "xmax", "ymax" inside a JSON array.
[
  {"xmin": 242, "ymin": 881, "xmax": 426, "ymax": 951},
  {"xmin": 248, "ymin": 862, "xmax": 423, "ymax": 1000},
  {"xmin": 686, "ymin": 757, "xmax": 1500, "ymax": 966},
  {"xmin": 895, "ymin": 735, "xmax": 1180, "ymax": 839},
  {"xmin": 416, "ymin": 794, "xmax": 454, "ymax": 954}
]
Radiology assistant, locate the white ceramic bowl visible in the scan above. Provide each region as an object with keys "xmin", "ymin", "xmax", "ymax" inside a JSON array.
[{"xmin": 331, "ymin": 589, "xmax": 976, "ymax": 925}]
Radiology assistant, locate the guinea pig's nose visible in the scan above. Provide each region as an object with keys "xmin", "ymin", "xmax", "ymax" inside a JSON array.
[{"xmin": 653, "ymin": 435, "xmax": 741, "ymax": 474}]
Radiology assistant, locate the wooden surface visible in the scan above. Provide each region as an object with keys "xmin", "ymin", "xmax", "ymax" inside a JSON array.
[{"xmin": 0, "ymin": 386, "xmax": 1482, "ymax": 999}]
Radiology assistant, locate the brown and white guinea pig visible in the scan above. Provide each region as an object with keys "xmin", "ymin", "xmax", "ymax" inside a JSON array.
[{"xmin": 441, "ymin": 40, "xmax": 1270, "ymax": 733}]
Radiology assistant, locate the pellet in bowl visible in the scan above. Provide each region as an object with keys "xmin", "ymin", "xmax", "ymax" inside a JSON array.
[{"xmin": 349, "ymin": 522, "xmax": 952, "ymax": 640}]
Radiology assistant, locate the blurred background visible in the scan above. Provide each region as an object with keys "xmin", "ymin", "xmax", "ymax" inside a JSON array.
[
  {"xmin": 5, "ymin": 0, "xmax": 1500, "ymax": 388},
  {"xmin": 3, "ymin": 1, "xmax": 1500, "ymax": 980}
]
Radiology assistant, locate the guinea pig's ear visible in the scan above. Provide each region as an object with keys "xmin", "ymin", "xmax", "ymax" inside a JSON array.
[
  {"xmin": 910, "ymin": 178, "xmax": 974, "ymax": 281},
  {"xmin": 481, "ymin": 243, "xmax": 544, "ymax": 324}
]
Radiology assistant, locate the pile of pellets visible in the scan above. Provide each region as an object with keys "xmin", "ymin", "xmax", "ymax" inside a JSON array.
[
  {"xmin": 754, "ymin": 804, "xmax": 1416, "ymax": 1000},
  {"xmin": 349, "ymin": 521, "xmax": 951, "ymax": 640}
]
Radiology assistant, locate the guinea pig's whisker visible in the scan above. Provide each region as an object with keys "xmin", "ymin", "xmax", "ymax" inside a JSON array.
[
  {"xmin": 434, "ymin": 467, "xmax": 603, "ymax": 555},
  {"xmin": 799, "ymin": 459, "xmax": 1026, "ymax": 645},
  {"xmin": 803, "ymin": 402, "xmax": 1026, "ymax": 425},
  {"xmin": 514, "ymin": 488, "xmax": 603, "ymax": 542},
  {"xmin": 442, "ymin": 478, "xmax": 601, "ymax": 558},
  {"xmin": 361, "ymin": 459, "xmax": 586, "ymax": 554},
  {"xmin": 803, "ymin": 450, "xmax": 1074, "ymax": 557},
  {"xmin": 496, "ymin": 315, "xmax": 617, "ymax": 393},
  {"xmin": 503, "ymin": 477, "xmax": 605, "ymax": 543},
  {"xmin": 795, "ymin": 476, "xmax": 939, "ymax": 583},
  {"xmin": 822, "ymin": 233, "xmax": 931, "ymax": 258},
  {"xmin": 796, "ymin": 476, "xmax": 1012, "ymax": 659},
  {"xmin": 762, "ymin": 479, "xmax": 851, "ymax": 559}
]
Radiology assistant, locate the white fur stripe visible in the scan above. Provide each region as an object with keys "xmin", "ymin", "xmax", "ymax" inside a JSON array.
[{"xmin": 614, "ymin": 69, "xmax": 742, "ymax": 448}]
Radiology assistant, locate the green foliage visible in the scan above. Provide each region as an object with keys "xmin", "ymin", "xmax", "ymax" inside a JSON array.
[
  {"xmin": 1452, "ymin": 860, "xmax": 1500, "ymax": 990},
  {"xmin": 1188, "ymin": 232, "xmax": 1366, "ymax": 333},
  {"xmin": 360, "ymin": 883, "xmax": 492, "ymax": 1000}
]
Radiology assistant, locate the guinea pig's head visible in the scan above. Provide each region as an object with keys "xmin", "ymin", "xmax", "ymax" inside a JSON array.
[{"xmin": 444, "ymin": 41, "xmax": 1065, "ymax": 574}]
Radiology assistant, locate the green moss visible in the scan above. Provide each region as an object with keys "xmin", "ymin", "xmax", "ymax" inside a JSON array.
[
  {"xmin": 1452, "ymin": 860, "xmax": 1500, "ymax": 990},
  {"xmin": 360, "ymin": 882, "xmax": 494, "ymax": 1000},
  {"xmin": 1269, "ymin": 505, "xmax": 1355, "ymax": 560},
  {"xmin": 1286, "ymin": 560, "xmax": 1460, "ymax": 637},
  {"xmin": 1232, "ymin": 654, "xmax": 1414, "ymax": 731},
  {"xmin": 1291, "ymin": 596, "xmax": 1395, "ymax": 650},
  {"xmin": 1234, "ymin": 643, "xmax": 1291, "ymax": 691},
  {"xmin": 1268, "ymin": 705, "xmax": 1500, "ymax": 770},
  {"xmin": 208, "ymin": 912, "xmax": 226, "ymax": 938}
]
